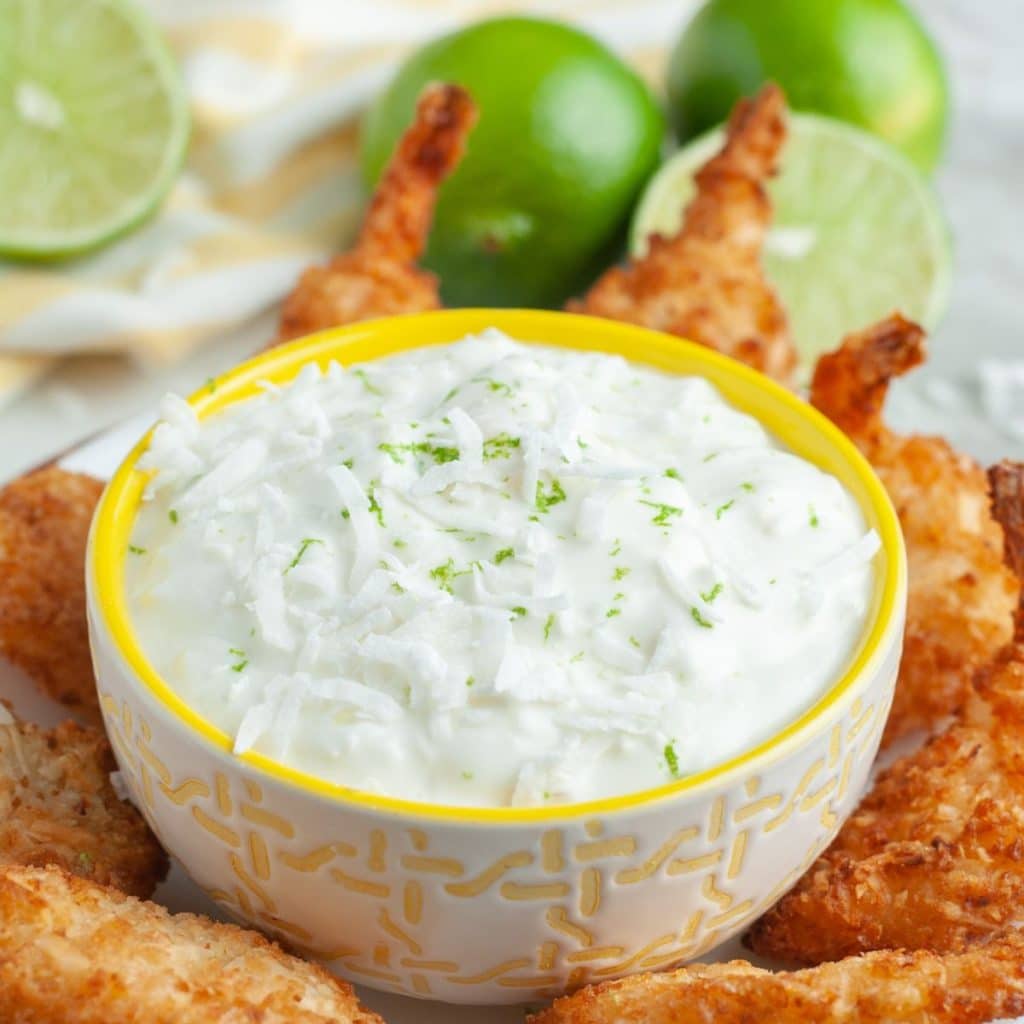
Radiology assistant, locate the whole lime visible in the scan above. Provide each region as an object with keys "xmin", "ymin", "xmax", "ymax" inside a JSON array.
[
  {"xmin": 666, "ymin": 0, "xmax": 949, "ymax": 173},
  {"xmin": 360, "ymin": 16, "xmax": 664, "ymax": 308}
]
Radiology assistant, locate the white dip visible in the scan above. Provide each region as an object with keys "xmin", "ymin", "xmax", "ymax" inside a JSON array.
[{"xmin": 126, "ymin": 330, "xmax": 878, "ymax": 807}]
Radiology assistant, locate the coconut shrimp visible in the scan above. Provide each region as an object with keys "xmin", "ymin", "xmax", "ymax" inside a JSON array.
[
  {"xmin": 277, "ymin": 82, "xmax": 477, "ymax": 342},
  {"xmin": 0, "ymin": 467, "xmax": 103, "ymax": 720},
  {"xmin": 569, "ymin": 83, "xmax": 795, "ymax": 384},
  {"xmin": 810, "ymin": 315, "xmax": 1017, "ymax": 743},
  {"xmin": 747, "ymin": 461, "xmax": 1024, "ymax": 964}
]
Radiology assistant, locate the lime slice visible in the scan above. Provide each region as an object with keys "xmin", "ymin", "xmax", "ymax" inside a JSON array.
[
  {"xmin": 0, "ymin": 0, "xmax": 189, "ymax": 259},
  {"xmin": 631, "ymin": 112, "xmax": 952, "ymax": 371}
]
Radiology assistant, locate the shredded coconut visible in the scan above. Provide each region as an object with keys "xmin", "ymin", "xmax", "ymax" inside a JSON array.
[{"xmin": 126, "ymin": 331, "xmax": 877, "ymax": 807}]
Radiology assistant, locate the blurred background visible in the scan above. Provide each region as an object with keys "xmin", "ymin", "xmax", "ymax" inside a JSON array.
[{"xmin": 1, "ymin": 0, "xmax": 1021, "ymax": 479}]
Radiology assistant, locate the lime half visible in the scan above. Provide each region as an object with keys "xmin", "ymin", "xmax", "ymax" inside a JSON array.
[
  {"xmin": 0, "ymin": 0, "xmax": 189, "ymax": 259},
  {"xmin": 631, "ymin": 112, "xmax": 951, "ymax": 371}
]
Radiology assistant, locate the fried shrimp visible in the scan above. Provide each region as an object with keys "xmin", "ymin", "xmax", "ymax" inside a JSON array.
[
  {"xmin": 0, "ymin": 467, "xmax": 103, "ymax": 720},
  {"xmin": 0, "ymin": 706, "xmax": 166, "ymax": 898},
  {"xmin": 530, "ymin": 930, "xmax": 1024, "ymax": 1024},
  {"xmin": 747, "ymin": 461, "xmax": 1024, "ymax": 964},
  {"xmin": 568, "ymin": 84, "xmax": 795, "ymax": 384},
  {"xmin": 811, "ymin": 315, "xmax": 1017, "ymax": 742},
  {"xmin": 0, "ymin": 864, "xmax": 384, "ymax": 1024},
  {"xmin": 277, "ymin": 83, "xmax": 477, "ymax": 343}
]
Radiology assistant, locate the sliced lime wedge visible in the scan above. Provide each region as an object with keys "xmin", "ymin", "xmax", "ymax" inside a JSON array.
[
  {"xmin": 0, "ymin": 0, "xmax": 190, "ymax": 259},
  {"xmin": 631, "ymin": 112, "xmax": 952, "ymax": 371}
]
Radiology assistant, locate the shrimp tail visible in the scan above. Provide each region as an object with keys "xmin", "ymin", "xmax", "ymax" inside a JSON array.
[
  {"xmin": 810, "ymin": 314, "xmax": 927, "ymax": 444},
  {"xmin": 357, "ymin": 83, "xmax": 478, "ymax": 264}
]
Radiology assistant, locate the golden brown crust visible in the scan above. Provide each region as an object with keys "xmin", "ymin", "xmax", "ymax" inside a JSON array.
[
  {"xmin": 0, "ymin": 710, "xmax": 167, "ymax": 898},
  {"xmin": 569, "ymin": 83, "xmax": 795, "ymax": 384},
  {"xmin": 277, "ymin": 82, "xmax": 477, "ymax": 342},
  {"xmin": 0, "ymin": 864, "xmax": 384, "ymax": 1024},
  {"xmin": 0, "ymin": 467, "xmax": 103, "ymax": 720},
  {"xmin": 531, "ymin": 932, "xmax": 1024, "ymax": 1024},
  {"xmin": 809, "ymin": 314, "xmax": 926, "ymax": 445},
  {"xmin": 811, "ymin": 317, "xmax": 1017, "ymax": 742},
  {"xmin": 988, "ymin": 460, "xmax": 1024, "ymax": 639},
  {"xmin": 747, "ymin": 461, "xmax": 1024, "ymax": 964}
]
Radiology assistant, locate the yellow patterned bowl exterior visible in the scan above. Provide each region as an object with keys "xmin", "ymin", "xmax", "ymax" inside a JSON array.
[{"xmin": 86, "ymin": 310, "xmax": 906, "ymax": 1004}]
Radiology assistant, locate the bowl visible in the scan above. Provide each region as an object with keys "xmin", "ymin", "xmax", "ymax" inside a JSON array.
[{"xmin": 86, "ymin": 309, "xmax": 906, "ymax": 1004}]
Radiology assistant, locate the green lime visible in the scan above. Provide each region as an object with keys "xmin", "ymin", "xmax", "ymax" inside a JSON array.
[
  {"xmin": 667, "ymin": 0, "xmax": 949, "ymax": 174},
  {"xmin": 360, "ymin": 16, "xmax": 664, "ymax": 309},
  {"xmin": 0, "ymin": 0, "xmax": 190, "ymax": 260},
  {"xmin": 631, "ymin": 112, "xmax": 951, "ymax": 370}
]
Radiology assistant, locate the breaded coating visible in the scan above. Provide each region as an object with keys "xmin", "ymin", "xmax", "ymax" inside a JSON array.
[
  {"xmin": 811, "ymin": 315, "xmax": 1017, "ymax": 742},
  {"xmin": 747, "ymin": 462, "xmax": 1024, "ymax": 964},
  {"xmin": 0, "ymin": 467, "xmax": 103, "ymax": 720},
  {"xmin": 530, "ymin": 931, "xmax": 1024, "ymax": 1024},
  {"xmin": 277, "ymin": 82, "xmax": 477, "ymax": 342},
  {"xmin": 0, "ymin": 864, "xmax": 384, "ymax": 1024},
  {"xmin": 0, "ymin": 707, "xmax": 167, "ymax": 898},
  {"xmin": 568, "ymin": 84, "xmax": 795, "ymax": 384}
]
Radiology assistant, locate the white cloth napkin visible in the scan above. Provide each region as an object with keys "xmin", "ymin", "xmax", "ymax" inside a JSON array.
[{"xmin": 0, "ymin": 0, "xmax": 696, "ymax": 408}]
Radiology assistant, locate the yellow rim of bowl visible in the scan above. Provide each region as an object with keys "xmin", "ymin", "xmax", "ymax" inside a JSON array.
[{"xmin": 91, "ymin": 310, "xmax": 905, "ymax": 824}]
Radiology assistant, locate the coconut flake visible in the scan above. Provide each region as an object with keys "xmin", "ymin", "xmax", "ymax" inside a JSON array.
[
  {"xmin": 494, "ymin": 647, "xmax": 565, "ymax": 701},
  {"xmin": 410, "ymin": 407, "xmax": 484, "ymax": 495},
  {"xmin": 328, "ymin": 464, "xmax": 378, "ymax": 587},
  {"xmin": 309, "ymin": 677, "xmax": 404, "ymax": 721},
  {"xmin": 533, "ymin": 548, "xmax": 560, "ymax": 598},
  {"xmin": 510, "ymin": 736, "xmax": 596, "ymax": 806},
  {"xmin": 576, "ymin": 492, "xmax": 609, "ymax": 540},
  {"xmin": 591, "ymin": 628, "xmax": 646, "ymax": 673},
  {"xmin": 648, "ymin": 617, "xmax": 685, "ymax": 674},
  {"xmin": 234, "ymin": 700, "xmax": 276, "ymax": 754},
  {"xmin": 247, "ymin": 558, "xmax": 294, "ymax": 651},
  {"xmin": 177, "ymin": 437, "xmax": 268, "ymax": 513},
  {"xmin": 521, "ymin": 429, "xmax": 543, "ymax": 505},
  {"xmin": 474, "ymin": 606, "xmax": 512, "ymax": 686},
  {"xmin": 357, "ymin": 633, "xmax": 447, "ymax": 688},
  {"xmin": 473, "ymin": 564, "xmax": 569, "ymax": 613},
  {"xmin": 551, "ymin": 385, "xmax": 582, "ymax": 458},
  {"xmin": 659, "ymin": 557, "xmax": 724, "ymax": 624}
]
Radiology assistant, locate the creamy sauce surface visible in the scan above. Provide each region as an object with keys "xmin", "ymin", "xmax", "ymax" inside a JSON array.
[{"xmin": 126, "ymin": 330, "xmax": 878, "ymax": 807}]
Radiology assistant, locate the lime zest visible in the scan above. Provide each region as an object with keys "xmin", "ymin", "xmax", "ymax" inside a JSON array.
[
  {"xmin": 639, "ymin": 500, "xmax": 683, "ymax": 526},
  {"xmin": 536, "ymin": 478, "xmax": 567, "ymax": 512},
  {"xmin": 691, "ymin": 606, "xmax": 713, "ymax": 629},
  {"xmin": 664, "ymin": 741, "xmax": 681, "ymax": 778},
  {"xmin": 285, "ymin": 538, "xmax": 323, "ymax": 574}
]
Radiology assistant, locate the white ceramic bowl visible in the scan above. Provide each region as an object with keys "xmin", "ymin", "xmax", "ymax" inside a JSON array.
[{"xmin": 87, "ymin": 310, "xmax": 906, "ymax": 1004}]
